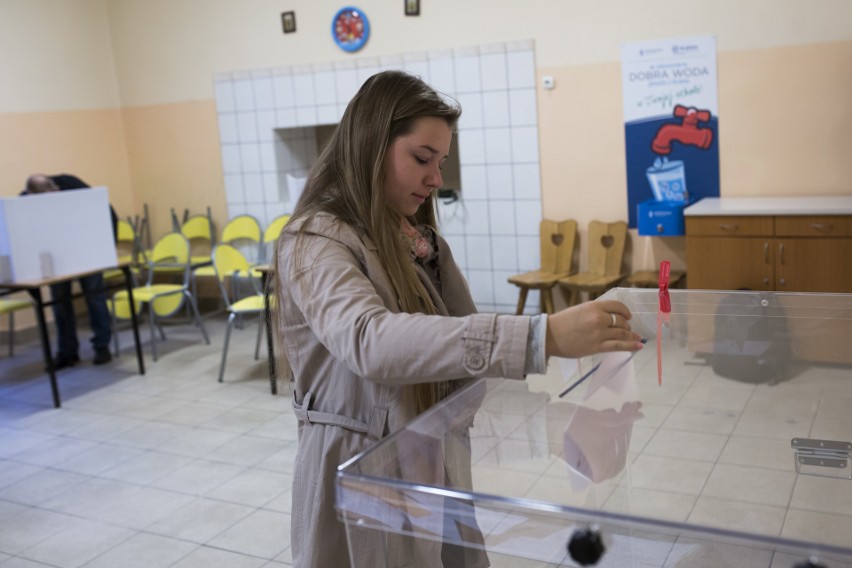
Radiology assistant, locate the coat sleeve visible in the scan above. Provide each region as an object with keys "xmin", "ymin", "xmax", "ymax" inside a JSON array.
[{"xmin": 281, "ymin": 231, "xmax": 530, "ymax": 385}]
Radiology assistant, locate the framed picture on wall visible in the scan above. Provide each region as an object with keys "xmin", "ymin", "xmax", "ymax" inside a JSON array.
[
  {"xmin": 282, "ymin": 11, "xmax": 296, "ymax": 34},
  {"xmin": 405, "ymin": 0, "xmax": 420, "ymax": 16}
]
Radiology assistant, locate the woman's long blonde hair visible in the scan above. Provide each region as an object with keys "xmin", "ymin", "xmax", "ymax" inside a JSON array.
[{"xmin": 278, "ymin": 70, "xmax": 461, "ymax": 413}]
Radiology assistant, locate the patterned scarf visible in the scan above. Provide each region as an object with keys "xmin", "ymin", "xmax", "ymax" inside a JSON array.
[{"xmin": 400, "ymin": 217, "xmax": 436, "ymax": 262}]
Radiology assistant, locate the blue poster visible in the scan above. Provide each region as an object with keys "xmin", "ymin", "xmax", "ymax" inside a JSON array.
[{"xmin": 621, "ymin": 36, "xmax": 719, "ymax": 230}]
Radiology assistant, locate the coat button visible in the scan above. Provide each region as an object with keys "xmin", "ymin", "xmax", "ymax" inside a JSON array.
[{"xmin": 466, "ymin": 352, "xmax": 485, "ymax": 371}]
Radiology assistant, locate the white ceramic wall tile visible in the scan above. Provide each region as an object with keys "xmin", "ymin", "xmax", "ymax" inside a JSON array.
[
  {"xmin": 445, "ymin": 236, "xmax": 466, "ymax": 269},
  {"xmin": 428, "ymin": 58, "xmax": 455, "ymax": 94},
  {"xmin": 292, "ymin": 74, "xmax": 316, "ymax": 108},
  {"xmin": 511, "ymin": 126, "xmax": 540, "ymax": 163},
  {"xmin": 460, "ymin": 165, "xmax": 487, "ymax": 200},
  {"xmin": 457, "ymin": 129, "xmax": 485, "ymax": 166},
  {"xmin": 221, "ymin": 146, "xmax": 242, "ymax": 175},
  {"xmin": 516, "ymin": 236, "xmax": 540, "ymax": 271},
  {"xmin": 464, "ymin": 200, "xmax": 490, "ymax": 236},
  {"xmin": 254, "ymin": 110, "xmax": 277, "ymax": 143},
  {"xmin": 317, "ymin": 105, "xmax": 338, "ymax": 126},
  {"xmin": 272, "ymin": 76, "xmax": 295, "ymax": 108},
  {"xmin": 214, "ymin": 82, "xmax": 236, "ymax": 113},
  {"xmin": 262, "ymin": 173, "xmax": 280, "ymax": 203},
  {"xmin": 507, "ymin": 50, "xmax": 536, "ymax": 89},
  {"xmin": 253, "ymin": 78, "xmax": 275, "ymax": 111},
  {"xmin": 489, "ymin": 200, "xmax": 517, "ymax": 236},
  {"xmin": 437, "ymin": 201, "xmax": 466, "ymax": 236},
  {"xmin": 513, "ymin": 164, "xmax": 541, "ymax": 200},
  {"xmin": 295, "ymin": 107, "xmax": 318, "ymax": 127},
  {"xmin": 403, "ymin": 60, "xmax": 429, "ymax": 82},
  {"xmin": 485, "ymin": 128, "xmax": 512, "ymax": 164},
  {"xmin": 486, "ymin": 164, "xmax": 513, "ymax": 199},
  {"xmin": 242, "ymin": 173, "xmax": 264, "ymax": 203},
  {"xmin": 235, "ymin": 116, "xmax": 258, "ymax": 146},
  {"xmin": 259, "ymin": 141, "xmax": 277, "ymax": 172},
  {"xmin": 454, "ymin": 55, "xmax": 481, "ymax": 94},
  {"xmin": 217, "ymin": 114, "xmax": 238, "ymax": 144},
  {"xmin": 276, "ymin": 108, "xmax": 297, "ymax": 129},
  {"xmin": 215, "ymin": 40, "xmax": 540, "ymax": 312},
  {"xmin": 480, "ymin": 52, "xmax": 508, "ymax": 92},
  {"xmin": 492, "ymin": 272, "xmax": 519, "ymax": 306},
  {"xmin": 465, "ymin": 236, "xmax": 493, "ymax": 270},
  {"xmin": 490, "ymin": 237, "xmax": 519, "ymax": 271},
  {"xmin": 240, "ymin": 144, "xmax": 262, "ymax": 173},
  {"xmin": 514, "ymin": 200, "xmax": 543, "ymax": 236},
  {"xmin": 223, "ymin": 174, "xmax": 244, "ymax": 203},
  {"xmin": 466, "ymin": 270, "xmax": 495, "ymax": 304},
  {"xmin": 313, "ymin": 72, "xmax": 336, "ymax": 106},
  {"xmin": 335, "ymin": 69, "xmax": 359, "ymax": 104},
  {"xmin": 456, "ymin": 93, "xmax": 483, "ymax": 130},
  {"xmin": 234, "ymin": 80, "xmax": 255, "ymax": 112},
  {"xmin": 509, "ymin": 89, "xmax": 537, "ymax": 127},
  {"xmin": 482, "ymin": 91, "xmax": 510, "ymax": 128}
]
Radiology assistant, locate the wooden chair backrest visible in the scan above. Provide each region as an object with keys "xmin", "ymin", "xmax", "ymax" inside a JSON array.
[
  {"xmin": 586, "ymin": 220, "xmax": 628, "ymax": 277},
  {"xmin": 540, "ymin": 219, "xmax": 577, "ymax": 274}
]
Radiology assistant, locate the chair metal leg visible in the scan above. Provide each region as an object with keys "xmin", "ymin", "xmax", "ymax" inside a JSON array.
[
  {"xmin": 254, "ymin": 312, "xmax": 263, "ymax": 360},
  {"xmin": 8, "ymin": 312, "xmax": 14, "ymax": 357},
  {"xmin": 218, "ymin": 312, "xmax": 236, "ymax": 383},
  {"xmin": 185, "ymin": 292, "xmax": 210, "ymax": 344},
  {"xmin": 148, "ymin": 305, "xmax": 158, "ymax": 361}
]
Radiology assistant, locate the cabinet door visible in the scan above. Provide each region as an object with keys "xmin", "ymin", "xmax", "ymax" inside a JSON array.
[
  {"xmin": 775, "ymin": 238, "xmax": 852, "ymax": 292},
  {"xmin": 686, "ymin": 236, "xmax": 773, "ymax": 290}
]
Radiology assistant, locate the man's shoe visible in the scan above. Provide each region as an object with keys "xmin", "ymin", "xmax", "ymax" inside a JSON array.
[
  {"xmin": 93, "ymin": 347, "xmax": 113, "ymax": 365},
  {"xmin": 49, "ymin": 353, "xmax": 80, "ymax": 371}
]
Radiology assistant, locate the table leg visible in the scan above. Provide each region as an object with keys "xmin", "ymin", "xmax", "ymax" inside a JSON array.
[
  {"xmin": 27, "ymin": 287, "xmax": 61, "ymax": 408},
  {"xmin": 122, "ymin": 266, "xmax": 145, "ymax": 375},
  {"xmin": 264, "ymin": 273, "xmax": 277, "ymax": 395}
]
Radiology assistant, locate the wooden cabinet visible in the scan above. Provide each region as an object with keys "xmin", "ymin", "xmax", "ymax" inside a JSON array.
[{"xmin": 686, "ymin": 214, "xmax": 852, "ymax": 292}]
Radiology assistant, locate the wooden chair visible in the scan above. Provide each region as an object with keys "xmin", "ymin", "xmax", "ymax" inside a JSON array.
[
  {"xmin": 507, "ymin": 219, "xmax": 577, "ymax": 314},
  {"xmin": 0, "ymin": 297, "xmax": 33, "ymax": 357},
  {"xmin": 558, "ymin": 220, "xmax": 628, "ymax": 306}
]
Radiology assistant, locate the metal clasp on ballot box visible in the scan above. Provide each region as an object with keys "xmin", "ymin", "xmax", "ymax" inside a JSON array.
[{"xmin": 791, "ymin": 438, "xmax": 852, "ymax": 479}]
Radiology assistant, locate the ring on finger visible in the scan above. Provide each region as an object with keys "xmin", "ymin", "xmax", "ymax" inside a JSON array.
[{"xmin": 609, "ymin": 312, "xmax": 617, "ymax": 327}]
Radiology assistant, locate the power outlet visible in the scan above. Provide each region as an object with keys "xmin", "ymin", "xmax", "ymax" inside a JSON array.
[{"xmin": 542, "ymin": 76, "xmax": 555, "ymax": 90}]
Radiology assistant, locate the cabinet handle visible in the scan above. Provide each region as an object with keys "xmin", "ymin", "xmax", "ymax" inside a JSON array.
[
  {"xmin": 810, "ymin": 223, "xmax": 833, "ymax": 233},
  {"xmin": 764, "ymin": 242, "xmax": 769, "ymax": 263},
  {"xmin": 718, "ymin": 223, "xmax": 739, "ymax": 232},
  {"xmin": 779, "ymin": 277, "xmax": 786, "ymax": 286},
  {"xmin": 778, "ymin": 242, "xmax": 785, "ymax": 265}
]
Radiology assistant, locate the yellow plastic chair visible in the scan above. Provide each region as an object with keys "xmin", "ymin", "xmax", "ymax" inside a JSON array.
[
  {"xmin": 213, "ymin": 244, "xmax": 266, "ymax": 382},
  {"xmin": 507, "ymin": 219, "xmax": 577, "ymax": 314},
  {"xmin": 0, "ymin": 297, "xmax": 32, "ymax": 357},
  {"xmin": 193, "ymin": 215, "xmax": 262, "ymax": 293},
  {"xmin": 259, "ymin": 214, "xmax": 291, "ymax": 264},
  {"xmin": 558, "ymin": 220, "xmax": 629, "ymax": 306},
  {"xmin": 181, "ymin": 214, "xmax": 215, "ymax": 266},
  {"xmin": 104, "ymin": 219, "xmax": 145, "ymax": 282},
  {"xmin": 109, "ymin": 232, "xmax": 209, "ymax": 361}
]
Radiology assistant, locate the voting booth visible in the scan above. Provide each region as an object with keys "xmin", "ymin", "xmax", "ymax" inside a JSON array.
[
  {"xmin": 336, "ymin": 288, "xmax": 852, "ymax": 567},
  {"xmin": 0, "ymin": 187, "xmax": 117, "ymax": 283}
]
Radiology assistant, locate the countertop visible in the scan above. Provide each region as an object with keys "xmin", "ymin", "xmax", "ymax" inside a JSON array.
[{"xmin": 684, "ymin": 196, "xmax": 852, "ymax": 216}]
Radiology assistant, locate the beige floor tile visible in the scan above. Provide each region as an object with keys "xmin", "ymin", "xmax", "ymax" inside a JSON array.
[
  {"xmin": 9, "ymin": 436, "xmax": 100, "ymax": 468},
  {"xmin": 701, "ymin": 463, "xmax": 796, "ymax": 507},
  {"xmin": 0, "ymin": 461, "xmax": 42, "ymax": 491},
  {"xmin": 146, "ymin": 497, "xmax": 255, "ymax": 543},
  {"xmin": 80, "ymin": 533, "xmax": 198, "ymax": 568},
  {"xmin": 154, "ymin": 427, "xmax": 241, "ymax": 459},
  {"xmin": 17, "ymin": 517, "xmax": 132, "ymax": 567},
  {"xmin": 204, "ymin": 468, "xmax": 291, "ymax": 508},
  {"xmin": 169, "ymin": 546, "xmax": 268, "ymax": 568},
  {"xmin": 782, "ymin": 508, "xmax": 852, "ymax": 549},
  {"xmin": 602, "ymin": 486, "xmax": 696, "ymax": 523},
  {"xmin": 0, "ymin": 428, "xmax": 55, "ymax": 459},
  {"xmin": 98, "ymin": 450, "xmax": 194, "ymax": 485},
  {"xmin": 661, "ymin": 405, "xmax": 740, "ymax": 435},
  {"xmin": 717, "ymin": 436, "xmax": 794, "ymax": 471},
  {"xmin": 152, "ymin": 401, "xmax": 232, "ymax": 427},
  {"xmin": 149, "ymin": 458, "xmax": 245, "ymax": 496},
  {"xmin": 733, "ymin": 410, "xmax": 815, "ymax": 440},
  {"xmin": 642, "ymin": 428, "xmax": 728, "ymax": 462},
  {"xmin": 790, "ymin": 474, "xmax": 852, "ymax": 516},
  {"xmin": 628, "ymin": 454, "xmax": 714, "ymax": 496},
  {"xmin": 106, "ymin": 421, "xmax": 190, "ymax": 451},
  {"xmin": 0, "ymin": 468, "xmax": 89, "ymax": 506},
  {"xmin": 206, "ymin": 509, "xmax": 291, "ymax": 559},
  {"xmin": 204, "ymin": 434, "xmax": 290, "ymax": 467},
  {"xmin": 63, "ymin": 414, "xmax": 148, "ymax": 443},
  {"xmin": 687, "ymin": 495, "xmax": 786, "ymax": 537}
]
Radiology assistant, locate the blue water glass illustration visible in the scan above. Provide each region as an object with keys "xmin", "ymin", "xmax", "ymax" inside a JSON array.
[{"xmin": 646, "ymin": 157, "xmax": 688, "ymax": 202}]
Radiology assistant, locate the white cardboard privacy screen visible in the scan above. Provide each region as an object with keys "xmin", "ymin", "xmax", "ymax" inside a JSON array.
[{"xmin": 0, "ymin": 187, "xmax": 118, "ymax": 282}]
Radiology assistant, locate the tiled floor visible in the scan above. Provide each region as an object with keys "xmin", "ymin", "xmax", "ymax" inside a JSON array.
[{"xmin": 0, "ymin": 315, "xmax": 296, "ymax": 568}]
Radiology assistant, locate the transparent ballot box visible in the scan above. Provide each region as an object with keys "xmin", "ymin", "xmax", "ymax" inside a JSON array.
[{"xmin": 336, "ymin": 289, "xmax": 852, "ymax": 567}]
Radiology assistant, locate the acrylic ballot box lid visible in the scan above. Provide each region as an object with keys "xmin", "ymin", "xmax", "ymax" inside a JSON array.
[{"xmin": 336, "ymin": 288, "xmax": 852, "ymax": 568}]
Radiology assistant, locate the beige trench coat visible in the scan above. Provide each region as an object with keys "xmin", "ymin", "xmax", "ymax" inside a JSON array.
[{"xmin": 276, "ymin": 213, "xmax": 531, "ymax": 567}]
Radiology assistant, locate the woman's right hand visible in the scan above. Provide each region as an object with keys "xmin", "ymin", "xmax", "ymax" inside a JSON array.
[{"xmin": 545, "ymin": 300, "xmax": 644, "ymax": 359}]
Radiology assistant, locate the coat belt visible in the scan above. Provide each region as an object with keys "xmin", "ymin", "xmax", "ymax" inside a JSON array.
[{"xmin": 292, "ymin": 391, "xmax": 388, "ymax": 440}]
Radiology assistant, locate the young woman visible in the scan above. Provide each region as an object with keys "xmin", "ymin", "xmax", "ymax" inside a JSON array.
[{"xmin": 274, "ymin": 70, "xmax": 643, "ymax": 567}]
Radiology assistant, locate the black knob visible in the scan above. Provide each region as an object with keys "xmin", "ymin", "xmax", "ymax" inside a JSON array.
[
  {"xmin": 794, "ymin": 558, "xmax": 827, "ymax": 568},
  {"xmin": 567, "ymin": 526, "xmax": 605, "ymax": 566}
]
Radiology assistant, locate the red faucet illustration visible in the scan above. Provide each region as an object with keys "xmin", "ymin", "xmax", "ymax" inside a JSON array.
[{"xmin": 651, "ymin": 105, "xmax": 713, "ymax": 155}]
